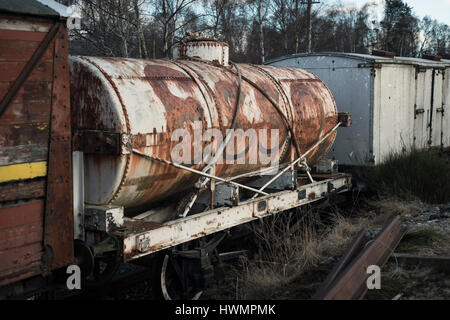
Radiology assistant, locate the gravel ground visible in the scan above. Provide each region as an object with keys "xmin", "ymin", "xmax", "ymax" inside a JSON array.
[{"xmin": 403, "ymin": 203, "xmax": 450, "ymax": 235}]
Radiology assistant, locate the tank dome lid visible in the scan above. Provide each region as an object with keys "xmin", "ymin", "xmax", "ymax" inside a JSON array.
[{"xmin": 173, "ymin": 32, "xmax": 229, "ymax": 66}]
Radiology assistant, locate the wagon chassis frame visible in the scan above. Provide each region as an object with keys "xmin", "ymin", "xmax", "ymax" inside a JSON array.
[{"xmin": 109, "ymin": 172, "xmax": 352, "ymax": 262}]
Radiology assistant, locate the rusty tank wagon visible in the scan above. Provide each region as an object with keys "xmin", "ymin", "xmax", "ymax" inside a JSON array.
[
  {"xmin": 0, "ymin": 1, "xmax": 351, "ymax": 299},
  {"xmin": 70, "ymin": 35, "xmax": 340, "ymax": 216}
]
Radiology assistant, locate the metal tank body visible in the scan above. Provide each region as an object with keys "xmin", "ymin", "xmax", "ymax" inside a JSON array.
[{"xmin": 70, "ymin": 43, "xmax": 338, "ymax": 214}]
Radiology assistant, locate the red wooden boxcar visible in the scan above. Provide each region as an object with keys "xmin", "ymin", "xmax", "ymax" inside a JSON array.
[{"xmin": 0, "ymin": 0, "xmax": 73, "ymax": 296}]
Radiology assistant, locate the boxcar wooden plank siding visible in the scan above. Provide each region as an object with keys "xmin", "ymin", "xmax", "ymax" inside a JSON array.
[
  {"xmin": 0, "ymin": 123, "xmax": 49, "ymax": 146},
  {"xmin": 0, "ymin": 200, "xmax": 44, "ymax": 287},
  {"xmin": 0, "ymin": 179, "xmax": 45, "ymax": 202},
  {"xmin": 0, "ymin": 244, "xmax": 42, "ymax": 285},
  {"xmin": 0, "ymin": 93, "xmax": 52, "ymax": 124},
  {"xmin": 0, "ymin": 199, "xmax": 44, "ymax": 228},
  {"xmin": 0, "ymin": 29, "xmax": 47, "ymax": 42},
  {"xmin": 0, "ymin": 219, "xmax": 42, "ymax": 251},
  {"xmin": 0, "ymin": 80, "xmax": 52, "ymax": 100},
  {"xmin": 0, "ymin": 144, "xmax": 48, "ymax": 166},
  {"xmin": 0, "ymin": 126, "xmax": 49, "ymax": 167},
  {"xmin": 0, "ymin": 39, "xmax": 53, "ymax": 61},
  {"xmin": 0, "ymin": 20, "xmax": 50, "ymax": 33},
  {"xmin": 0, "ymin": 262, "xmax": 42, "ymax": 287},
  {"xmin": 0, "ymin": 60, "xmax": 53, "ymax": 82},
  {"xmin": 0, "ymin": 243, "xmax": 43, "ymax": 271},
  {"xmin": 0, "ymin": 200, "xmax": 44, "ymax": 286}
]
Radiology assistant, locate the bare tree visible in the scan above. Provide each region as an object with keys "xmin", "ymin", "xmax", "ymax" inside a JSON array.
[
  {"xmin": 133, "ymin": 0, "xmax": 148, "ymax": 58},
  {"xmin": 271, "ymin": 0, "xmax": 290, "ymax": 54},
  {"xmin": 68, "ymin": 0, "xmax": 449, "ymax": 62},
  {"xmin": 248, "ymin": 0, "xmax": 267, "ymax": 63},
  {"xmin": 257, "ymin": 0, "xmax": 265, "ymax": 62},
  {"xmin": 70, "ymin": 0, "xmax": 144, "ymax": 57},
  {"xmin": 203, "ymin": 0, "xmax": 228, "ymax": 37},
  {"xmin": 292, "ymin": 0, "xmax": 301, "ymax": 53},
  {"xmin": 306, "ymin": 0, "xmax": 312, "ymax": 52},
  {"xmin": 154, "ymin": 0, "xmax": 197, "ymax": 57}
]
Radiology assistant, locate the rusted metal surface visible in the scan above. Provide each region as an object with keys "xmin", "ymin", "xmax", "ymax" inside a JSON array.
[
  {"xmin": 372, "ymin": 49, "xmax": 395, "ymax": 58},
  {"xmin": 173, "ymin": 34, "xmax": 229, "ymax": 66},
  {"xmin": 70, "ymin": 53, "xmax": 338, "ymax": 214},
  {"xmin": 43, "ymin": 23, "xmax": 74, "ymax": 271},
  {"xmin": 73, "ymin": 129, "xmax": 128, "ymax": 155},
  {"xmin": 422, "ymin": 54, "xmax": 442, "ymax": 62},
  {"xmin": 312, "ymin": 230, "xmax": 368, "ymax": 299},
  {"xmin": 390, "ymin": 253, "xmax": 450, "ymax": 273},
  {"xmin": 338, "ymin": 112, "xmax": 352, "ymax": 127},
  {"xmin": 314, "ymin": 216, "xmax": 405, "ymax": 300}
]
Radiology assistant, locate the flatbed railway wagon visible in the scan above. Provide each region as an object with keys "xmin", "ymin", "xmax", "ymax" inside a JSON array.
[{"xmin": 0, "ymin": 0, "xmax": 352, "ymax": 299}]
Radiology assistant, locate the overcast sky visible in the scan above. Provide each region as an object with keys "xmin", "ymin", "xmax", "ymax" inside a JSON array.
[{"xmin": 327, "ymin": 0, "xmax": 450, "ymax": 25}]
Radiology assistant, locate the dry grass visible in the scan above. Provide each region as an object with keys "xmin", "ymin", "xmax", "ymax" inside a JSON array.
[{"xmin": 233, "ymin": 207, "xmax": 374, "ymax": 299}]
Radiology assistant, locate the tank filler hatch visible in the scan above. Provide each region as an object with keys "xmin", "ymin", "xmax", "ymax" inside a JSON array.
[{"xmin": 173, "ymin": 32, "xmax": 229, "ymax": 66}]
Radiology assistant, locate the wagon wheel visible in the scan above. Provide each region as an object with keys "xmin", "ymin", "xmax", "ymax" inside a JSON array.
[
  {"xmin": 74, "ymin": 240, "xmax": 95, "ymax": 277},
  {"xmin": 161, "ymin": 253, "xmax": 204, "ymax": 300},
  {"xmin": 152, "ymin": 233, "xmax": 229, "ymax": 300},
  {"xmin": 83, "ymin": 256, "xmax": 121, "ymax": 288},
  {"xmin": 152, "ymin": 242, "xmax": 203, "ymax": 300},
  {"xmin": 82, "ymin": 239, "xmax": 122, "ymax": 289}
]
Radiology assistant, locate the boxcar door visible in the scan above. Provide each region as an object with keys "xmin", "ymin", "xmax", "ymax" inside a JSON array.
[
  {"xmin": 429, "ymin": 69, "xmax": 444, "ymax": 148},
  {"xmin": 443, "ymin": 67, "xmax": 450, "ymax": 148},
  {"xmin": 413, "ymin": 68, "xmax": 430, "ymax": 149}
]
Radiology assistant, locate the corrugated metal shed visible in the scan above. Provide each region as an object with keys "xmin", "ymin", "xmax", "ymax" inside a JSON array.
[{"xmin": 266, "ymin": 53, "xmax": 450, "ymax": 166}]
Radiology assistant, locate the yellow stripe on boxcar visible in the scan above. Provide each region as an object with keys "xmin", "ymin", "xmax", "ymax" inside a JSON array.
[{"xmin": 0, "ymin": 161, "xmax": 47, "ymax": 183}]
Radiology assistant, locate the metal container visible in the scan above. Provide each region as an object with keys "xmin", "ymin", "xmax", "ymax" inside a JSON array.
[
  {"xmin": 266, "ymin": 53, "xmax": 450, "ymax": 166},
  {"xmin": 70, "ymin": 41, "xmax": 338, "ymax": 213}
]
